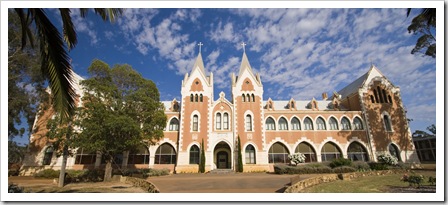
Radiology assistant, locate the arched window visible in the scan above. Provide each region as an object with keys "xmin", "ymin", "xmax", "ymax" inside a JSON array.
[
  {"xmin": 384, "ymin": 115, "xmax": 392, "ymax": 131},
  {"xmin": 291, "ymin": 117, "xmax": 301, "ymax": 130},
  {"xmin": 377, "ymin": 86, "xmax": 384, "ymax": 103},
  {"xmin": 251, "ymin": 94, "xmax": 255, "ymax": 102},
  {"xmin": 245, "ymin": 145, "xmax": 256, "ymax": 164},
  {"xmin": 190, "ymin": 94, "xmax": 193, "ymax": 102},
  {"xmin": 195, "ymin": 94, "xmax": 198, "ymax": 102},
  {"xmin": 193, "ymin": 115, "xmax": 198, "ymax": 131},
  {"xmin": 42, "ymin": 146, "xmax": 54, "ymax": 165},
  {"xmin": 155, "ymin": 143, "xmax": 176, "ymax": 164},
  {"xmin": 223, "ymin": 113, "xmax": 229, "ymax": 130},
  {"xmin": 353, "ymin": 117, "xmax": 363, "ymax": 130},
  {"xmin": 389, "ymin": 143, "xmax": 401, "ymax": 161},
  {"xmin": 247, "ymin": 94, "xmax": 251, "ymax": 102},
  {"xmin": 382, "ymin": 89, "xmax": 388, "ymax": 103},
  {"xmin": 246, "ymin": 115, "xmax": 252, "ymax": 131},
  {"xmin": 189, "ymin": 145, "xmax": 200, "ymax": 164},
  {"xmin": 304, "ymin": 117, "xmax": 313, "ymax": 130},
  {"xmin": 200, "ymin": 94, "xmax": 203, "ymax": 102},
  {"xmin": 373, "ymin": 89, "xmax": 379, "ymax": 103},
  {"xmin": 242, "ymin": 94, "xmax": 245, "ymax": 102},
  {"xmin": 268, "ymin": 142, "xmax": 290, "ymax": 164},
  {"xmin": 321, "ymin": 142, "xmax": 342, "ymax": 162},
  {"xmin": 278, "ymin": 117, "xmax": 288, "ymax": 130},
  {"xmin": 347, "ymin": 142, "xmax": 368, "ymax": 161},
  {"xmin": 329, "ymin": 117, "xmax": 338, "ymax": 130},
  {"xmin": 265, "ymin": 117, "xmax": 275, "ymax": 130},
  {"xmin": 341, "ymin": 117, "xmax": 351, "ymax": 130},
  {"xmin": 316, "ymin": 117, "xmax": 326, "ymax": 130},
  {"xmin": 295, "ymin": 142, "xmax": 316, "ymax": 163},
  {"xmin": 290, "ymin": 101, "xmax": 295, "ymax": 109},
  {"xmin": 128, "ymin": 145, "xmax": 150, "ymax": 164},
  {"xmin": 388, "ymin": 95, "xmax": 393, "ymax": 104},
  {"xmin": 370, "ymin": 95, "xmax": 375, "ymax": 103},
  {"xmin": 169, "ymin": 118, "xmax": 179, "ymax": 131},
  {"xmin": 75, "ymin": 148, "xmax": 96, "ymax": 165},
  {"xmin": 216, "ymin": 113, "xmax": 222, "ymax": 130}
]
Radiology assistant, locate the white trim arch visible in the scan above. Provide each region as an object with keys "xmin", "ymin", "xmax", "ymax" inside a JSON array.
[
  {"xmin": 266, "ymin": 137, "xmax": 293, "ymax": 155},
  {"xmin": 387, "ymin": 142, "xmax": 402, "ymax": 161},
  {"xmin": 314, "ymin": 115, "xmax": 327, "ymax": 130},
  {"xmin": 339, "ymin": 116, "xmax": 352, "ymax": 131},
  {"xmin": 243, "ymin": 110, "xmax": 255, "ymax": 132},
  {"xmin": 345, "ymin": 137, "xmax": 371, "ymax": 161},
  {"xmin": 317, "ymin": 137, "xmax": 344, "ymax": 161},
  {"xmin": 352, "ymin": 115, "xmax": 365, "ymax": 130},
  {"xmin": 277, "ymin": 115, "xmax": 289, "ymax": 131},
  {"xmin": 327, "ymin": 115, "xmax": 339, "ymax": 131},
  {"xmin": 190, "ymin": 110, "xmax": 201, "ymax": 132},
  {"xmin": 289, "ymin": 115, "xmax": 301, "ymax": 130},
  {"xmin": 243, "ymin": 142, "xmax": 258, "ymax": 164},
  {"xmin": 167, "ymin": 116, "xmax": 180, "ymax": 131},
  {"xmin": 293, "ymin": 137, "xmax": 318, "ymax": 154},
  {"xmin": 381, "ymin": 111, "xmax": 394, "ymax": 132},
  {"xmin": 264, "ymin": 115, "xmax": 277, "ymax": 131},
  {"xmin": 302, "ymin": 115, "xmax": 314, "ymax": 131}
]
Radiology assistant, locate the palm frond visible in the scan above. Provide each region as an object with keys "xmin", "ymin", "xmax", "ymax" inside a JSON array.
[
  {"xmin": 14, "ymin": 8, "xmax": 35, "ymax": 49},
  {"xmin": 92, "ymin": 8, "xmax": 124, "ymax": 22},
  {"xmin": 59, "ymin": 8, "xmax": 77, "ymax": 50}
]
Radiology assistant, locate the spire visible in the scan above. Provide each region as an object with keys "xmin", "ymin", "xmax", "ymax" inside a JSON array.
[
  {"xmin": 238, "ymin": 42, "xmax": 253, "ymax": 78},
  {"xmin": 192, "ymin": 43, "xmax": 205, "ymax": 74}
]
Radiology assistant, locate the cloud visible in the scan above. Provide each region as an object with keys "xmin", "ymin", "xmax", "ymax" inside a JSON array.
[
  {"xmin": 70, "ymin": 9, "xmax": 99, "ymax": 45},
  {"xmin": 209, "ymin": 21, "xmax": 239, "ymax": 43}
]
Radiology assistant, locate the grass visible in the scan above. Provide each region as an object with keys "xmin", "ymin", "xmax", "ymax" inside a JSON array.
[{"xmin": 299, "ymin": 170, "xmax": 436, "ymax": 193}]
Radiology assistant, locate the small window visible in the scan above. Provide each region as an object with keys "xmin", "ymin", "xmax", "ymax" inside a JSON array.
[
  {"xmin": 223, "ymin": 113, "xmax": 229, "ymax": 130},
  {"xmin": 278, "ymin": 117, "xmax": 288, "ymax": 130},
  {"xmin": 266, "ymin": 117, "xmax": 275, "ymax": 130},
  {"xmin": 195, "ymin": 94, "xmax": 198, "ymax": 102},
  {"xmin": 193, "ymin": 115, "xmax": 198, "ymax": 131},
  {"xmin": 216, "ymin": 113, "xmax": 222, "ymax": 130},
  {"xmin": 189, "ymin": 145, "xmax": 200, "ymax": 164},
  {"xmin": 42, "ymin": 146, "xmax": 54, "ymax": 165},
  {"xmin": 246, "ymin": 115, "xmax": 252, "ymax": 131},
  {"xmin": 316, "ymin": 117, "xmax": 326, "ymax": 130},
  {"xmin": 353, "ymin": 117, "xmax": 363, "ymax": 130},
  {"xmin": 304, "ymin": 117, "xmax": 313, "ymax": 130},
  {"xmin": 291, "ymin": 117, "xmax": 301, "ymax": 130},
  {"xmin": 247, "ymin": 94, "xmax": 251, "ymax": 102},
  {"xmin": 251, "ymin": 94, "xmax": 255, "ymax": 102},
  {"xmin": 200, "ymin": 94, "xmax": 203, "ymax": 102},
  {"xmin": 190, "ymin": 94, "xmax": 194, "ymax": 102},
  {"xmin": 242, "ymin": 94, "xmax": 245, "ymax": 102},
  {"xmin": 329, "ymin": 117, "xmax": 338, "ymax": 130},
  {"xmin": 341, "ymin": 117, "xmax": 351, "ymax": 130},
  {"xmin": 245, "ymin": 145, "xmax": 256, "ymax": 164},
  {"xmin": 169, "ymin": 118, "xmax": 179, "ymax": 131},
  {"xmin": 384, "ymin": 115, "xmax": 392, "ymax": 131}
]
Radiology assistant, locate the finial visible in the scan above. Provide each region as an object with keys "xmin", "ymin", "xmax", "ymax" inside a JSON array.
[
  {"xmin": 241, "ymin": 42, "xmax": 246, "ymax": 53},
  {"xmin": 198, "ymin": 42, "xmax": 203, "ymax": 54}
]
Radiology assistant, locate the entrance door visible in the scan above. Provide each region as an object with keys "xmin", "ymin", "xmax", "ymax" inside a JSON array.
[{"xmin": 217, "ymin": 151, "xmax": 228, "ymax": 169}]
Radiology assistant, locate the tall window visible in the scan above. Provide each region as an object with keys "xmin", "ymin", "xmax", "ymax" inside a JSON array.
[
  {"xmin": 347, "ymin": 142, "xmax": 368, "ymax": 161},
  {"xmin": 193, "ymin": 115, "xmax": 198, "ymax": 131},
  {"xmin": 245, "ymin": 145, "xmax": 256, "ymax": 164},
  {"xmin": 190, "ymin": 94, "xmax": 193, "ymax": 102},
  {"xmin": 247, "ymin": 94, "xmax": 251, "ymax": 102},
  {"xmin": 169, "ymin": 118, "xmax": 179, "ymax": 131},
  {"xmin": 75, "ymin": 148, "xmax": 96, "ymax": 165},
  {"xmin": 128, "ymin": 145, "xmax": 150, "ymax": 164},
  {"xmin": 199, "ymin": 94, "xmax": 203, "ymax": 102},
  {"xmin": 266, "ymin": 117, "xmax": 275, "ymax": 130},
  {"xmin": 341, "ymin": 117, "xmax": 351, "ymax": 130},
  {"xmin": 155, "ymin": 143, "xmax": 176, "ymax": 164},
  {"xmin": 278, "ymin": 117, "xmax": 288, "ymax": 130},
  {"xmin": 295, "ymin": 142, "xmax": 316, "ymax": 163},
  {"xmin": 195, "ymin": 94, "xmax": 198, "ymax": 102},
  {"xmin": 304, "ymin": 117, "xmax": 313, "ymax": 130},
  {"xmin": 251, "ymin": 94, "xmax": 255, "ymax": 102},
  {"xmin": 268, "ymin": 142, "xmax": 290, "ymax": 164},
  {"xmin": 223, "ymin": 113, "xmax": 229, "ymax": 130},
  {"xmin": 329, "ymin": 117, "xmax": 338, "ymax": 130},
  {"xmin": 291, "ymin": 117, "xmax": 301, "ymax": 130},
  {"xmin": 316, "ymin": 117, "xmax": 326, "ymax": 130},
  {"xmin": 42, "ymin": 146, "xmax": 54, "ymax": 165},
  {"xmin": 321, "ymin": 142, "xmax": 342, "ymax": 162},
  {"xmin": 216, "ymin": 113, "xmax": 221, "ymax": 130},
  {"xmin": 246, "ymin": 115, "xmax": 252, "ymax": 131},
  {"xmin": 384, "ymin": 115, "xmax": 392, "ymax": 131},
  {"xmin": 353, "ymin": 117, "xmax": 363, "ymax": 130},
  {"xmin": 189, "ymin": 145, "xmax": 200, "ymax": 164},
  {"xmin": 389, "ymin": 144, "xmax": 401, "ymax": 161},
  {"xmin": 242, "ymin": 94, "xmax": 245, "ymax": 102}
]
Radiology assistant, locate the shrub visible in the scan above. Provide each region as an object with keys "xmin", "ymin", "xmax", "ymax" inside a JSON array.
[
  {"xmin": 332, "ymin": 166, "xmax": 356, "ymax": 173},
  {"xmin": 394, "ymin": 162, "xmax": 411, "ymax": 170},
  {"xmin": 288, "ymin": 153, "xmax": 306, "ymax": 165},
  {"xmin": 8, "ymin": 169, "xmax": 20, "ymax": 176},
  {"xmin": 369, "ymin": 162, "xmax": 389, "ymax": 170},
  {"xmin": 274, "ymin": 164, "xmax": 289, "ymax": 174},
  {"xmin": 34, "ymin": 169, "xmax": 60, "ymax": 178},
  {"xmin": 377, "ymin": 154, "xmax": 398, "ymax": 166},
  {"xmin": 350, "ymin": 161, "xmax": 371, "ymax": 171},
  {"xmin": 428, "ymin": 176, "xmax": 436, "ymax": 185},
  {"xmin": 329, "ymin": 158, "xmax": 352, "ymax": 168},
  {"xmin": 274, "ymin": 164, "xmax": 333, "ymax": 175},
  {"xmin": 145, "ymin": 168, "xmax": 170, "ymax": 177},
  {"xmin": 401, "ymin": 173, "xmax": 424, "ymax": 188},
  {"xmin": 8, "ymin": 184, "xmax": 25, "ymax": 193},
  {"xmin": 82, "ymin": 169, "xmax": 104, "ymax": 182}
]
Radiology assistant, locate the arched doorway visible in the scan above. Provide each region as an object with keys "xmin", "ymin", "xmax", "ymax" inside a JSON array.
[{"xmin": 214, "ymin": 141, "xmax": 231, "ymax": 169}]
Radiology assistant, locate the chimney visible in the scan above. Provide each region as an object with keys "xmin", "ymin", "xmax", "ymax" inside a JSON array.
[{"xmin": 322, "ymin": 92, "xmax": 328, "ymax": 100}]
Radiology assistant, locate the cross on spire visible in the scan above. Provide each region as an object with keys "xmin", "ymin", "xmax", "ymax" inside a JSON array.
[
  {"xmin": 198, "ymin": 42, "xmax": 203, "ymax": 54},
  {"xmin": 241, "ymin": 42, "xmax": 246, "ymax": 53}
]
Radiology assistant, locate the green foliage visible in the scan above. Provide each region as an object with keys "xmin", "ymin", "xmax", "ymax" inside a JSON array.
[
  {"xmin": 428, "ymin": 176, "xmax": 436, "ymax": 185},
  {"xmin": 65, "ymin": 169, "xmax": 104, "ymax": 183},
  {"xmin": 274, "ymin": 164, "xmax": 333, "ymax": 175},
  {"xmin": 400, "ymin": 173, "xmax": 425, "ymax": 188},
  {"xmin": 237, "ymin": 136, "xmax": 243, "ymax": 172},
  {"xmin": 407, "ymin": 9, "xmax": 436, "ymax": 58},
  {"xmin": 332, "ymin": 166, "xmax": 356, "ymax": 173},
  {"xmin": 34, "ymin": 169, "xmax": 60, "ymax": 178},
  {"xmin": 350, "ymin": 161, "xmax": 371, "ymax": 172},
  {"xmin": 369, "ymin": 162, "xmax": 389, "ymax": 170},
  {"xmin": 8, "ymin": 141, "xmax": 27, "ymax": 165},
  {"xmin": 199, "ymin": 139, "xmax": 205, "ymax": 173},
  {"xmin": 329, "ymin": 158, "xmax": 352, "ymax": 168},
  {"xmin": 112, "ymin": 168, "xmax": 170, "ymax": 178},
  {"xmin": 8, "ymin": 184, "xmax": 25, "ymax": 193}
]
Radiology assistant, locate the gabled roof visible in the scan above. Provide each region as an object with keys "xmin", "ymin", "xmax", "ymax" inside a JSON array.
[
  {"xmin": 337, "ymin": 64, "xmax": 390, "ymax": 98},
  {"xmin": 192, "ymin": 53, "xmax": 205, "ymax": 74},
  {"xmin": 263, "ymin": 100, "xmax": 347, "ymax": 111},
  {"xmin": 238, "ymin": 52, "xmax": 253, "ymax": 78}
]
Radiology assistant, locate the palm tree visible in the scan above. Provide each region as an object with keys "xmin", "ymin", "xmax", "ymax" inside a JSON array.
[{"xmin": 14, "ymin": 8, "xmax": 124, "ymax": 121}]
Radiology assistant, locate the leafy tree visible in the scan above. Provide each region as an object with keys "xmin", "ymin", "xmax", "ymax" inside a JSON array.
[
  {"xmin": 8, "ymin": 141, "xmax": 27, "ymax": 165},
  {"xmin": 13, "ymin": 8, "xmax": 123, "ymax": 122},
  {"xmin": 426, "ymin": 124, "xmax": 436, "ymax": 136},
  {"xmin": 74, "ymin": 59, "xmax": 166, "ymax": 181},
  {"xmin": 406, "ymin": 8, "xmax": 436, "ymax": 58},
  {"xmin": 199, "ymin": 139, "xmax": 205, "ymax": 173},
  {"xmin": 237, "ymin": 135, "xmax": 243, "ymax": 172},
  {"xmin": 412, "ymin": 124, "xmax": 436, "ymax": 138}
]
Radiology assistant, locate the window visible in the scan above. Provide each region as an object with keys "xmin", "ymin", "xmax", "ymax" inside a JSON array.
[
  {"xmin": 290, "ymin": 101, "xmax": 295, "ymax": 109},
  {"xmin": 388, "ymin": 95, "xmax": 393, "ymax": 104},
  {"xmin": 384, "ymin": 115, "xmax": 392, "ymax": 131},
  {"xmin": 155, "ymin": 143, "xmax": 176, "ymax": 164},
  {"xmin": 341, "ymin": 117, "xmax": 351, "ymax": 130},
  {"xmin": 223, "ymin": 113, "xmax": 229, "ymax": 130},
  {"xmin": 247, "ymin": 94, "xmax": 251, "ymax": 102},
  {"xmin": 216, "ymin": 113, "xmax": 221, "ymax": 130},
  {"xmin": 193, "ymin": 115, "xmax": 198, "ymax": 131},
  {"xmin": 128, "ymin": 145, "xmax": 150, "ymax": 164},
  {"xmin": 347, "ymin": 142, "xmax": 368, "ymax": 161},
  {"xmin": 304, "ymin": 117, "xmax": 313, "ymax": 130},
  {"xmin": 195, "ymin": 94, "xmax": 198, "ymax": 102},
  {"xmin": 190, "ymin": 94, "xmax": 193, "ymax": 102},
  {"xmin": 291, "ymin": 117, "xmax": 301, "ymax": 130},
  {"xmin": 189, "ymin": 145, "xmax": 200, "ymax": 164},
  {"xmin": 42, "ymin": 146, "xmax": 54, "ymax": 165},
  {"xmin": 321, "ymin": 142, "xmax": 342, "ymax": 162},
  {"xmin": 169, "ymin": 118, "xmax": 179, "ymax": 131},
  {"xmin": 295, "ymin": 142, "xmax": 316, "ymax": 163},
  {"xmin": 388, "ymin": 144, "xmax": 401, "ymax": 161},
  {"xmin": 268, "ymin": 142, "xmax": 290, "ymax": 164},
  {"xmin": 251, "ymin": 94, "xmax": 255, "ymax": 102},
  {"xmin": 370, "ymin": 95, "xmax": 375, "ymax": 103},
  {"xmin": 245, "ymin": 145, "xmax": 256, "ymax": 164},
  {"xmin": 246, "ymin": 115, "xmax": 252, "ymax": 131},
  {"xmin": 278, "ymin": 117, "xmax": 288, "ymax": 130},
  {"xmin": 353, "ymin": 117, "xmax": 363, "ymax": 130},
  {"xmin": 316, "ymin": 117, "xmax": 326, "ymax": 130},
  {"xmin": 200, "ymin": 94, "xmax": 203, "ymax": 102},
  {"xmin": 329, "ymin": 117, "xmax": 338, "ymax": 130},
  {"xmin": 75, "ymin": 148, "xmax": 96, "ymax": 164},
  {"xmin": 265, "ymin": 117, "xmax": 275, "ymax": 130},
  {"xmin": 242, "ymin": 94, "xmax": 245, "ymax": 102}
]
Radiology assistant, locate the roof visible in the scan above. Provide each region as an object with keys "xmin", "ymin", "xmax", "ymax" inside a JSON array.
[
  {"xmin": 337, "ymin": 70, "xmax": 369, "ymax": 99},
  {"xmin": 263, "ymin": 100, "xmax": 346, "ymax": 111},
  {"xmin": 192, "ymin": 53, "xmax": 205, "ymax": 74},
  {"xmin": 161, "ymin": 101, "xmax": 173, "ymax": 112}
]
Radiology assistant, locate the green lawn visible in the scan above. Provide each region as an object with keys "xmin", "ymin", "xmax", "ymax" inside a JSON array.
[{"xmin": 299, "ymin": 171, "xmax": 436, "ymax": 193}]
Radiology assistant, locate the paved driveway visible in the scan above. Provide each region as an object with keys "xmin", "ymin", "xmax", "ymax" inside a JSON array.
[{"xmin": 147, "ymin": 173, "xmax": 300, "ymax": 193}]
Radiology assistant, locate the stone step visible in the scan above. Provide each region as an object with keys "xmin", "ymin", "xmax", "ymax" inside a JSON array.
[{"xmin": 209, "ymin": 169, "xmax": 234, "ymax": 174}]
